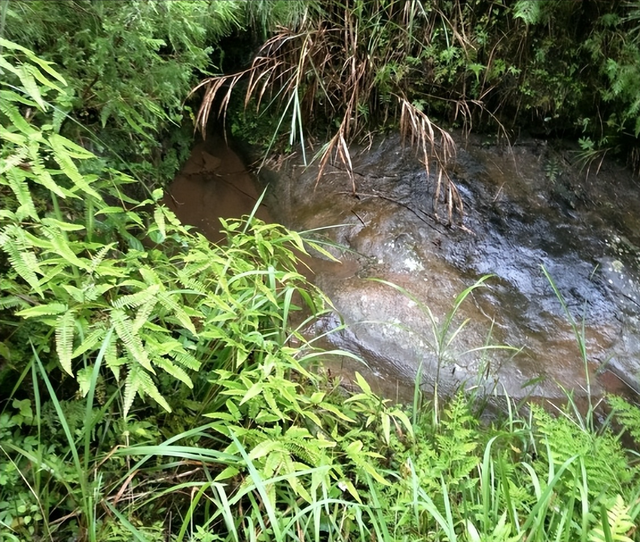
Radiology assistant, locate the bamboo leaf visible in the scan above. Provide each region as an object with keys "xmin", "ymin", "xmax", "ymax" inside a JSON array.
[{"xmin": 17, "ymin": 302, "xmax": 67, "ymax": 318}]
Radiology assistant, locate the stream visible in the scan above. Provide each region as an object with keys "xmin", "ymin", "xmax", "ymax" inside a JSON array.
[{"xmin": 166, "ymin": 131, "xmax": 640, "ymax": 403}]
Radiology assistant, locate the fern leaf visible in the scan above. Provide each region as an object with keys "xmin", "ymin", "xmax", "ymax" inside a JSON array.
[
  {"xmin": 589, "ymin": 495, "xmax": 635, "ymax": 542},
  {"xmin": 154, "ymin": 356, "xmax": 193, "ymax": 388},
  {"xmin": 0, "ymin": 295, "xmax": 30, "ymax": 310},
  {"xmin": 170, "ymin": 349, "xmax": 202, "ymax": 371},
  {"xmin": 22, "ymin": 62, "xmax": 65, "ymax": 98},
  {"xmin": 0, "ymin": 132, "xmax": 27, "ymax": 153},
  {"xmin": 0, "ymin": 38, "xmax": 67, "ymax": 85},
  {"xmin": 112, "ymin": 284, "xmax": 160, "ymax": 310},
  {"xmin": 132, "ymin": 297, "xmax": 158, "ymax": 332},
  {"xmin": 157, "ymin": 291, "xmax": 197, "ymax": 335},
  {"xmin": 513, "ymin": 0, "xmax": 541, "ymax": 25},
  {"xmin": 111, "ymin": 309, "xmax": 153, "ymax": 373},
  {"xmin": 71, "ymin": 327, "xmax": 106, "ymax": 359},
  {"xmin": 0, "ymin": 89, "xmax": 38, "ymax": 110},
  {"xmin": 6, "ymin": 167, "xmax": 38, "ymax": 221},
  {"xmin": 0, "ymin": 234, "xmax": 43, "ymax": 296},
  {"xmin": 138, "ymin": 266, "xmax": 162, "ymax": 285},
  {"xmin": 153, "ymin": 206, "xmax": 166, "ymax": 242},
  {"xmin": 43, "ymin": 227, "xmax": 90, "ymax": 270},
  {"xmin": 41, "ymin": 218, "xmax": 85, "ymax": 232},
  {"xmin": 48, "ymin": 134, "xmax": 101, "ymax": 199},
  {"xmin": 90, "ymin": 244, "xmax": 115, "ymax": 273},
  {"xmin": 123, "ymin": 362, "xmax": 171, "ymax": 416},
  {"xmin": 17, "ymin": 64, "xmax": 46, "ymax": 111},
  {"xmin": 104, "ymin": 334, "xmax": 122, "ymax": 382},
  {"xmin": 56, "ymin": 309, "xmax": 76, "ymax": 375},
  {"xmin": 0, "ymin": 93, "xmax": 36, "ymax": 135},
  {"xmin": 609, "ymin": 396, "xmax": 640, "ymax": 444}
]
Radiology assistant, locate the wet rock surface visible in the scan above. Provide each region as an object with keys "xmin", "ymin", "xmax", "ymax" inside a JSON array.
[
  {"xmin": 257, "ymin": 134, "xmax": 640, "ymax": 400},
  {"xmin": 167, "ymin": 131, "xmax": 640, "ymax": 401}
]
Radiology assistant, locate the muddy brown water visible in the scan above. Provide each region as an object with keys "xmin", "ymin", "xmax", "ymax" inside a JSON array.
[{"xmin": 166, "ymin": 132, "xmax": 640, "ymax": 404}]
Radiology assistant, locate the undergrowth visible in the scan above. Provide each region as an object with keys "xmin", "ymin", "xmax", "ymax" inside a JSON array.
[{"xmin": 2, "ymin": 32, "xmax": 640, "ymax": 542}]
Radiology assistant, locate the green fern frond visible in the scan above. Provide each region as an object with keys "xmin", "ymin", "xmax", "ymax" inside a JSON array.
[
  {"xmin": 71, "ymin": 327, "xmax": 107, "ymax": 359},
  {"xmin": 42, "ymin": 226, "xmax": 90, "ymax": 270},
  {"xmin": 0, "ymin": 88, "xmax": 38, "ymax": 111},
  {"xmin": 157, "ymin": 291, "xmax": 197, "ymax": 335},
  {"xmin": 6, "ymin": 167, "xmax": 38, "ymax": 221},
  {"xmin": 48, "ymin": 133, "xmax": 101, "ymax": 199},
  {"xmin": 15, "ymin": 63, "xmax": 47, "ymax": 111},
  {"xmin": 111, "ymin": 308, "xmax": 153, "ymax": 372},
  {"xmin": 153, "ymin": 206, "xmax": 166, "ymax": 241},
  {"xmin": 609, "ymin": 396, "xmax": 640, "ymax": 445},
  {"xmin": 0, "ymin": 38, "xmax": 67, "ymax": 87},
  {"xmin": 41, "ymin": 218, "xmax": 85, "ymax": 232},
  {"xmin": 589, "ymin": 495, "xmax": 635, "ymax": 542},
  {"xmin": 0, "ymin": 295, "xmax": 30, "ymax": 310},
  {"xmin": 17, "ymin": 302, "xmax": 67, "ymax": 318},
  {"xmin": 154, "ymin": 356, "xmax": 193, "ymax": 388},
  {"xmin": 138, "ymin": 266, "xmax": 162, "ymax": 285},
  {"xmin": 112, "ymin": 284, "xmax": 160, "ymax": 310},
  {"xmin": 90, "ymin": 244, "xmax": 115, "ymax": 273},
  {"xmin": 123, "ymin": 362, "xmax": 171, "ymax": 416},
  {"xmin": 0, "ymin": 146, "xmax": 28, "ymax": 172},
  {"xmin": 0, "ymin": 95, "xmax": 36, "ymax": 135},
  {"xmin": 56, "ymin": 309, "xmax": 76, "ymax": 375},
  {"xmin": 0, "ymin": 234, "xmax": 43, "ymax": 295},
  {"xmin": 104, "ymin": 334, "xmax": 122, "ymax": 381},
  {"xmin": 513, "ymin": 0, "xmax": 542, "ymax": 25},
  {"xmin": 169, "ymin": 349, "xmax": 201, "ymax": 371},
  {"xmin": 132, "ymin": 297, "xmax": 158, "ymax": 332},
  {"xmin": 177, "ymin": 266, "xmax": 208, "ymax": 293}
]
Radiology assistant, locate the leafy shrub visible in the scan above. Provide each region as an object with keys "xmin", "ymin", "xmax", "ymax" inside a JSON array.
[{"xmin": 2, "ymin": 0, "xmax": 245, "ymax": 187}]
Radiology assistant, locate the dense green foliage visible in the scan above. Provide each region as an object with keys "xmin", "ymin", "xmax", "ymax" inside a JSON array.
[
  {"xmin": 3, "ymin": 3, "xmax": 640, "ymax": 542},
  {"xmin": 1, "ymin": 0, "xmax": 244, "ymax": 186}
]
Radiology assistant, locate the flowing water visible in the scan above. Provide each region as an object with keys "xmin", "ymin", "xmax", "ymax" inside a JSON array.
[{"xmin": 166, "ymin": 131, "xmax": 640, "ymax": 402}]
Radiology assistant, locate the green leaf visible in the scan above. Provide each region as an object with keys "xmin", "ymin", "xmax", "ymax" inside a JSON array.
[
  {"xmin": 239, "ymin": 382, "xmax": 263, "ymax": 405},
  {"xmin": 124, "ymin": 363, "xmax": 170, "ymax": 416},
  {"xmin": 41, "ymin": 218, "xmax": 85, "ymax": 231},
  {"xmin": 111, "ymin": 309, "xmax": 153, "ymax": 372},
  {"xmin": 49, "ymin": 134, "xmax": 101, "ymax": 199},
  {"xmin": 56, "ymin": 309, "xmax": 76, "ymax": 375},
  {"xmin": 16, "ymin": 302, "xmax": 67, "ymax": 318},
  {"xmin": 76, "ymin": 366, "xmax": 94, "ymax": 397},
  {"xmin": 248, "ymin": 440, "xmax": 284, "ymax": 460}
]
